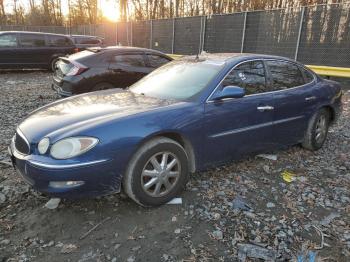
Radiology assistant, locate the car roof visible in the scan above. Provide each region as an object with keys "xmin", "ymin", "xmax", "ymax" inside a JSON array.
[
  {"xmin": 70, "ymin": 35, "xmax": 104, "ymax": 39},
  {"xmin": 0, "ymin": 31, "xmax": 70, "ymax": 37},
  {"xmin": 179, "ymin": 52, "xmax": 299, "ymax": 65},
  {"xmin": 91, "ymin": 46, "xmax": 172, "ymax": 57}
]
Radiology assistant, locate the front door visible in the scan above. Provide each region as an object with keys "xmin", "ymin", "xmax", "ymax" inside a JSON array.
[{"xmin": 204, "ymin": 60, "xmax": 275, "ymax": 166}]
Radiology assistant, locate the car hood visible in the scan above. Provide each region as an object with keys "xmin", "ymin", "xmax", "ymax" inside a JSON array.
[{"xmin": 18, "ymin": 89, "xmax": 178, "ymax": 142}]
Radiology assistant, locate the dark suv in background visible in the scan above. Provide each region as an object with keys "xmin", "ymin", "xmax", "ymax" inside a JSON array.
[
  {"xmin": 70, "ymin": 35, "xmax": 105, "ymax": 51},
  {"xmin": 52, "ymin": 47, "xmax": 172, "ymax": 96},
  {"xmin": 0, "ymin": 31, "xmax": 76, "ymax": 70}
]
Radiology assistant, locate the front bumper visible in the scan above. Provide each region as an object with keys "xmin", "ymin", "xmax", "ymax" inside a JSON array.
[{"xmin": 8, "ymin": 140, "xmax": 121, "ymax": 199}]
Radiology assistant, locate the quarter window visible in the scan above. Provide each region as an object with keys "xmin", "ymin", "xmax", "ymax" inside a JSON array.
[
  {"xmin": 299, "ymin": 66, "xmax": 314, "ymax": 84},
  {"xmin": 115, "ymin": 54, "xmax": 145, "ymax": 67},
  {"xmin": 266, "ymin": 60, "xmax": 305, "ymax": 90},
  {"xmin": 222, "ymin": 60, "xmax": 267, "ymax": 95},
  {"xmin": 0, "ymin": 34, "xmax": 17, "ymax": 47},
  {"xmin": 147, "ymin": 55, "xmax": 170, "ymax": 68},
  {"xmin": 20, "ymin": 34, "xmax": 46, "ymax": 47}
]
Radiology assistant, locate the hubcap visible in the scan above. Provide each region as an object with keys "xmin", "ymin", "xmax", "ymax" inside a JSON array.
[
  {"xmin": 315, "ymin": 114, "xmax": 327, "ymax": 143},
  {"xmin": 141, "ymin": 152, "xmax": 180, "ymax": 197}
]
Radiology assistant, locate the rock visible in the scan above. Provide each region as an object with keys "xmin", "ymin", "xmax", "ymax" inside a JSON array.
[
  {"xmin": 232, "ymin": 197, "xmax": 252, "ymax": 211},
  {"xmin": 111, "ymin": 258, "xmax": 117, "ymax": 262},
  {"xmin": 114, "ymin": 244, "xmax": 121, "ymax": 250},
  {"xmin": 131, "ymin": 245, "xmax": 141, "ymax": 252},
  {"xmin": 320, "ymin": 212, "xmax": 340, "ymax": 226},
  {"xmin": 212, "ymin": 229, "xmax": 223, "ymax": 240},
  {"xmin": 0, "ymin": 193, "xmax": 6, "ymax": 204},
  {"xmin": 266, "ymin": 202, "xmax": 275, "ymax": 208},
  {"xmin": 174, "ymin": 228, "xmax": 181, "ymax": 234},
  {"xmin": 0, "ymin": 239, "xmax": 10, "ymax": 245},
  {"xmin": 237, "ymin": 243, "xmax": 277, "ymax": 261},
  {"xmin": 60, "ymin": 243, "xmax": 78, "ymax": 254},
  {"xmin": 127, "ymin": 255, "xmax": 135, "ymax": 262},
  {"xmin": 44, "ymin": 198, "xmax": 61, "ymax": 209}
]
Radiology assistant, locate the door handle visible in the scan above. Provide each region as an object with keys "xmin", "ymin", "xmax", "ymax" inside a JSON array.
[
  {"xmin": 257, "ymin": 105, "xmax": 274, "ymax": 112},
  {"xmin": 305, "ymin": 96, "xmax": 316, "ymax": 101}
]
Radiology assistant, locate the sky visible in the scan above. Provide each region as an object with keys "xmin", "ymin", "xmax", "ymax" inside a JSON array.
[{"xmin": 4, "ymin": 0, "xmax": 120, "ymax": 21}]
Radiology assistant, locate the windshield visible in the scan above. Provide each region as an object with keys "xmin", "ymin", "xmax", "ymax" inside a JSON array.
[{"xmin": 130, "ymin": 60, "xmax": 224, "ymax": 100}]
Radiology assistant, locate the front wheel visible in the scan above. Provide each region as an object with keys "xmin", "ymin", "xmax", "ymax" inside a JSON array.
[
  {"xmin": 302, "ymin": 108, "xmax": 330, "ymax": 151},
  {"xmin": 123, "ymin": 137, "xmax": 189, "ymax": 206}
]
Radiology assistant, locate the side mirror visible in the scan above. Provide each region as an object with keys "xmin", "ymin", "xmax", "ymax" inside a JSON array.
[{"xmin": 211, "ymin": 86, "xmax": 245, "ymax": 100}]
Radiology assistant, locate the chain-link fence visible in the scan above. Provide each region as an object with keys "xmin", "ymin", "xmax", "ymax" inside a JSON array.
[{"xmin": 1, "ymin": 3, "xmax": 349, "ymax": 67}]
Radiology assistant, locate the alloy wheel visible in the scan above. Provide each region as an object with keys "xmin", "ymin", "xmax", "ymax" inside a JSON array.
[
  {"xmin": 315, "ymin": 114, "xmax": 327, "ymax": 143},
  {"xmin": 141, "ymin": 152, "xmax": 181, "ymax": 197}
]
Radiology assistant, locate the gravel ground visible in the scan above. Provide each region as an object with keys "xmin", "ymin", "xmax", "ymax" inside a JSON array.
[{"xmin": 0, "ymin": 70, "xmax": 349, "ymax": 261}]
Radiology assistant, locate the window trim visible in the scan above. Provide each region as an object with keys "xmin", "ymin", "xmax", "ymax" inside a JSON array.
[{"xmin": 206, "ymin": 58, "xmax": 316, "ymax": 103}]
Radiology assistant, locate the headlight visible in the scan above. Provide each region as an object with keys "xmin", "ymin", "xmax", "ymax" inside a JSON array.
[
  {"xmin": 38, "ymin": 137, "xmax": 50, "ymax": 154},
  {"xmin": 50, "ymin": 137, "xmax": 99, "ymax": 159}
]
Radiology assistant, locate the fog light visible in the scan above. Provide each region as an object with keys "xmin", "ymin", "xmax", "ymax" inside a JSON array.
[{"xmin": 49, "ymin": 181, "xmax": 84, "ymax": 189}]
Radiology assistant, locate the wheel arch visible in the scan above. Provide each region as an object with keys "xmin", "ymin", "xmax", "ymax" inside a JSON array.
[
  {"xmin": 136, "ymin": 131, "xmax": 196, "ymax": 173},
  {"xmin": 320, "ymin": 105, "xmax": 335, "ymax": 123}
]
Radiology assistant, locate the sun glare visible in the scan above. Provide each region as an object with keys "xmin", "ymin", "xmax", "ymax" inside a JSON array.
[{"xmin": 100, "ymin": 0, "xmax": 119, "ymax": 22}]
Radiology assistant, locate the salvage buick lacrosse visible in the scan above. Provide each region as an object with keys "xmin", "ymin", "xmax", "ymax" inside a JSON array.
[{"xmin": 9, "ymin": 53, "xmax": 342, "ymax": 206}]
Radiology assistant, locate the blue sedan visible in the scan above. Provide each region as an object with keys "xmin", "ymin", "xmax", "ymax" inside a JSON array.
[{"xmin": 9, "ymin": 54, "xmax": 342, "ymax": 206}]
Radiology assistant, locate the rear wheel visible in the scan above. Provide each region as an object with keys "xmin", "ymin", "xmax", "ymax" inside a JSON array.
[
  {"xmin": 50, "ymin": 57, "xmax": 60, "ymax": 71},
  {"xmin": 123, "ymin": 137, "xmax": 189, "ymax": 206},
  {"xmin": 302, "ymin": 108, "xmax": 330, "ymax": 151}
]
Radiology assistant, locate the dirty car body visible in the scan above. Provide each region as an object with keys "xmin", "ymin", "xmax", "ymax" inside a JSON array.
[{"xmin": 9, "ymin": 54, "xmax": 342, "ymax": 202}]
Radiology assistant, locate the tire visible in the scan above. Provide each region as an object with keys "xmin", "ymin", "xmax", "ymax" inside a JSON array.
[
  {"xmin": 50, "ymin": 57, "xmax": 60, "ymax": 71},
  {"xmin": 302, "ymin": 108, "xmax": 330, "ymax": 151},
  {"xmin": 123, "ymin": 137, "xmax": 189, "ymax": 207},
  {"xmin": 91, "ymin": 82, "xmax": 115, "ymax": 92}
]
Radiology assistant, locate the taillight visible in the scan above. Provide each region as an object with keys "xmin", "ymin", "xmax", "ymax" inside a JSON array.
[
  {"xmin": 66, "ymin": 61, "xmax": 88, "ymax": 76},
  {"xmin": 74, "ymin": 48, "xmax": 80, "ymax": 53}
]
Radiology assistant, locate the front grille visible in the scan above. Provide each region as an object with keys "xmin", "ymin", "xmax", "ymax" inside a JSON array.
[{"xmin": 15, "ymin": 131, "xmax": 30, "ymax": 155}]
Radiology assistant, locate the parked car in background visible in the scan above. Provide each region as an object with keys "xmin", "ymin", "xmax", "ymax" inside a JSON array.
[
  {"xmin": 9, "ymin": 53, "xmax": 342, "ymax": 206},
  {"xmin": 0, "ymin": 31, "xmax": 76, "ymax": 70},
  {"xmin": 69, "ymin": 35, "xmax": 105, "ymax": 51},
  {"xmin": 52, "ymin": 46, "xmax": 173, "ymax": 96}
]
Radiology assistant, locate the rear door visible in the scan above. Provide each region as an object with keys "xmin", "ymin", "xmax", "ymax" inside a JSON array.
[
  {"xmin": 0, "ymin": 33, "xmax": 19, "ymax": 67},
  {"xmin": 265, "ymin": 60, "xmax": 316, "ymax": 146},
  {"xmin": 204, "ymin": 60, "xmax": 276, "ymax": 166},
  {"xmin": 47, "ymin": 35, "xmax": 75, "ymax": 58},
  {"xmin": 18, "ymin": 33, "xmax": 47, "ymax": 66},
  {"xmin": 108, "ymin": 53, "xmax": 149, "ymax": 88}
]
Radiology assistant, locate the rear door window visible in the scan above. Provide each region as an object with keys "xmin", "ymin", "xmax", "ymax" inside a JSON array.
[
  {"xmin": 115, "ymin": 54, "xmax": 146, "ymax": 67},
  {"xmin": 147, "ymin": 54, "xmax": 171, "ymax": 68},
  {"xmin": 222, "ymin": 60, "xmax": 268, "ymax": 95},
  {"xmin": 48, "ymin": 35, "xmax": 73, "ymax": 47},
  {"xmin": 19, "ymin": 34, "xmax": 46, "ymax": 47},
  {"xmin": 266, "ymin": 60, "xmax": 305, "ymax": 90},
  {"xmin": 0, "ymin": 34, "xmax": 17, "ymax": 47}
]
